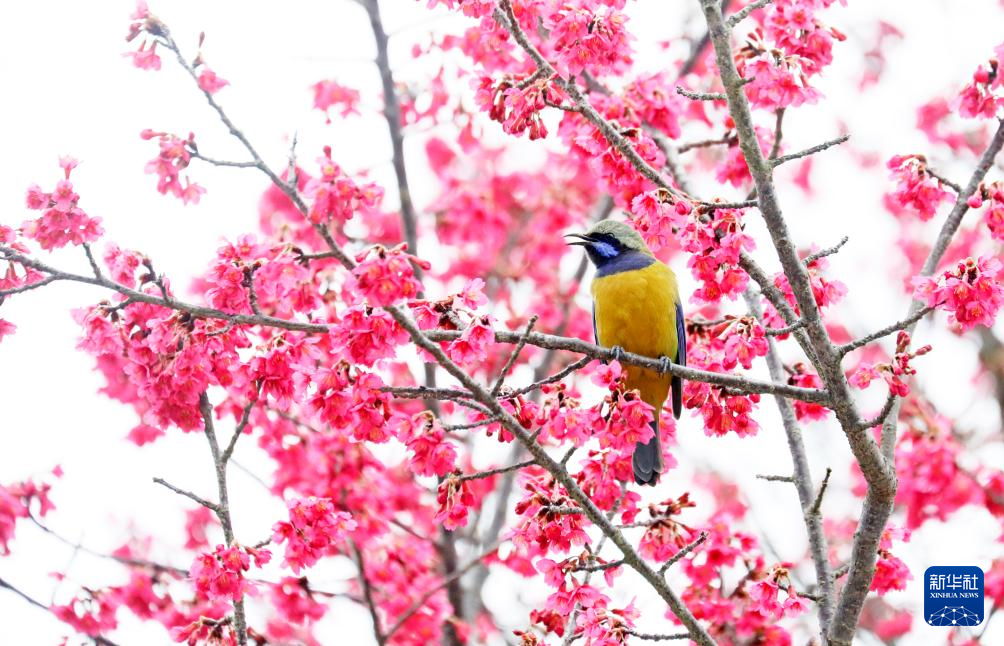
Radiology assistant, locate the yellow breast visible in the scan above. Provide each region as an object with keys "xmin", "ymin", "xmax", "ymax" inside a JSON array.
[{"xmin": 591, "ymin": 261, "xmax": 679, "ymax": 409}]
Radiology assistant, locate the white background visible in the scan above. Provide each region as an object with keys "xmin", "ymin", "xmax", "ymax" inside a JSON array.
[{"xmin": 1, "ymin": 0, "xmax": 1003, "ymax": 644}]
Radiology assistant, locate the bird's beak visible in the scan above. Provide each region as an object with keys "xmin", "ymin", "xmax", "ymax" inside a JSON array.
[{"xmin": 564, "ymin": 232, "xmax": 594, "ymax": 247}]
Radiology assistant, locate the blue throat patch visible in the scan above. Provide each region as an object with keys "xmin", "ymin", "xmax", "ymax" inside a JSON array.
[{"xmin": 594, "ymin": 249, "xmax": 655, "ymax": 277}]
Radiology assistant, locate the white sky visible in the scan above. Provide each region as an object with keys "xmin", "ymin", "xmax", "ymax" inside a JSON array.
[{"xmin": 1, "ymin": 0, "xmax": 1003, "ymax": 644}]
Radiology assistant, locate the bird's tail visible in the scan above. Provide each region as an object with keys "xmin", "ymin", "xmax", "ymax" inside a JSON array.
[{"xmin": 632, "ymin": 418, "xmax": 663, "ymax": 486}]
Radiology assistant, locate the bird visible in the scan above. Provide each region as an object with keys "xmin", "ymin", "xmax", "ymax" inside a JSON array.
[{"xmin": 566, "ymin": 219, "xmax": 686, "ymax": 486}]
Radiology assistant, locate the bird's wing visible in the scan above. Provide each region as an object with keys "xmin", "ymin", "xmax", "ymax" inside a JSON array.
[{"xmin": 671, "ymin": 299, "xmax": 686, "ymax": 418}]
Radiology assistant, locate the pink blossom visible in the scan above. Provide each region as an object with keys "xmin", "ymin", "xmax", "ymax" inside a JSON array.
[
  {"xmin": 312, "ymin": 80, "xmax": 361, "ymax": 122},
  {"xmin": 197, "ymin": 67, "xmax": 230, "ymax": 94},
  {"xmin": 272, "ymin": 497, "xmax": 355, "ymax": 573},
  {"xmin": 436, "ymin": 473, "xmax": 476, "ymax": 530},
  {"xmin": 885, "ymin": 154, "xmax": 952, "ymax": 221},
  {"xmin": 912, "ymin": 256, "xmax": 1004, "ymax": 331},
  {"xmin": 21, "ymin": 161, "xmax": 103, "ymax": 250},
  {"xmin": 190, "ymin": 544, "xmax": 269, "ymax": 603},
  {"xmin": 304, "ymin": 147, "xmax": 383, "ymax": 224},
  {"xmin": 348, "ymin": 243, "xmax": 429, "ymax": 306}
]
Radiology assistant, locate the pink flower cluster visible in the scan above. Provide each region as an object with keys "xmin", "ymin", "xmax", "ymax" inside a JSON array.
[
  {"xmin": 543, "ymin": 2, "xmax": 632, "ymax": 78},
  {"xmin": 913, "ymin": 256, "xmax": 1004, "ymax": 331},
  {"xmin": 124, "ymin": 2, "xmax": 163, "ymax": 71},
  {"xmin": 312, "ymin": 79, "xmax": 361, "ymax": 123},
  {"xmin": 307, "ymin": 362, "xmax": 394, "ymax": 442},
  {"xmin": 272, "ymin": 497, "xmax": 356, "ymax": 573},
  {"xmin": 477, "ymin": 75, "xmax": 563, "ymax": 140},
  {"xmin": 885, "ymin": 154, "xmax": 952, "ymax": 221},
  {"xmin": 639, "ymin": 493, "xmax": 698, "ymax": 562},
  {"xmin": 684, "ymin": 345, "xmax": 761, "ymax": 437},
  {"xmin": 970, "ymin": 181, "xmax": 1004, "ymax": 241},
  {"xmin": 436, "ymin": 473, "xmax": 477, "ymax": 530},
  {"xmin": 395, "ymin": 412, "xmax": 459, "ymax": 477},
  {"xmin": 140, "ymin": 129, "xmax": 206, "ymax": 204},
  {"xmin": 348, "ymin": 243, "xmax": 428, "ymax": 307},
  {"xmin": 747, "ymin": 565, "xmax": 811, "ymax": 619},
  {"xmin": 871, "ymin": 527, "xmax": 912, "ymax": 594},
  {"xmin": 22, "ymin": 157, "xmax": 104, "ymax": 250},
  {"xmin": 955, "ymin": 45, "xmax": 1004, "ymax": 119},
  {"xmin": 512, "ymin": 475, "xmax": 590, "ymax": 553},
  {"xmin": 190, "ymin": 543, "xmax": 271, "ymax": 603},
  {"xmin": 850, "ymin": 331, "xmax": 931, "ymax": 399},
  {"xmin": 0, "ymin": 475, "xmax": 55, "ymax": 555},
  {"xmin": 712, "ymin": 315, "xmax": 769, "ymax": 371},
  {"xmin": 681, "ymin": 207, "xmax": 755, "ymax": 303},
  {"xmin": 304, "ymin": 147, "xmax": 383, "ymax": 224}
]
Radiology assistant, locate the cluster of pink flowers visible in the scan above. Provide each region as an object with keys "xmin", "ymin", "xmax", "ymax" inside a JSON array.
[
  {"xmin": 304, "ymin": 146, "xmax": 383, "ymax": 224},
  {"xmin": 272, "ymin": 497, "xmax": 356, "ymax": 573},
  {"xmin": 312, "ymin": 79, "xmax": 361, "ymax": 123},
  {"xmin": 542, "ymin": 2, "xmax": 632, "ymax": 78},
  {"xmin": 444, "ymin": 314, "xmax": 496, "ymax": 366},
  {"xmin": 890, "ymin": 399, "xmax": 984, "ymax": 529},
  {"xmin": 747, "ymin": 564, "xmax": 811, "ymax": 619},
  {"xmin": 435, "ymin": 473, "xmax": 477, "ymax": 530},
  {"xmin": 913, "ymin": 255, "xmax": 1004, "ymax": 331},
  {"xmin": 871, "ymin": 527, "xmax": 912, "ymax": 594},
  {"xmin": 347, "ymin": 243, "xmax": 428, "ymax": 307},
  {"xmin": 476, "ymin": 75, "xmax": 563, "ymax": 140},
  {"xmin": 190, "ymin": 543, "xmax": 271, "ymax": 603},
  {"xmin": 684, "ymin": 345, "xmax": 761, "ymax": 437},
  {"xmin": 969, "ymin": 180, "xmax": 1004, "ymax": 240},
  {"xmin": 201, "ymin": 235, "xmax": 317, "ymax": 318},
  {"xmin": 306, "ymin": 362, "xmax": 394, "ymax": 441},
  {"xmin": 638, "ymin": 493, "xmax": 698, "ymax": 562},
  {"xmin": 140, "ymin": 129, "xmax": 206, "ymax": 204},
  {"xmin": 124, "ymin": 1, "xmax": 162, "ymax": 71},
  {"xmin": 850, "ymin": 331, "xmax": 931, "ymax": 399},
  {"xmin": 737, "ymin": 42, "xmax": 821, "ymax": 110},
  {"xmin": 681, "ymin": 207, "xmax": 755, "ymax": 303},
  {"xmin": 0, "ymin": 475, "xmax": 55, "ymax": 555},
  {"xmin": 712, "ymin": 315, "xmax": 769, "ymax": 371},
  {"xmin": 955, "ymin": 44, "xmax": 1003, "ymax": 119},
  {"xmin": 22, "ymin": 157, "xmax": 104, "ymax": 250},
  {"xmin": 512, "ymin": 475, "xmax": 590, "ymax": 553},
  {"xmin": 885, "ymin": 154, "xmax": 953, "ymax": 221},
  {"xmin": 628, "ymin": 189, "xmax": 691, "ymax": 253},
  {"xmin": 395, "ymin": 412, "xmax": 459, "ymax": 477}
]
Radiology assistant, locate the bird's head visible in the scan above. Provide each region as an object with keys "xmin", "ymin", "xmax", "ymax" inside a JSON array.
[{"xmin": 565, "ymin": 219, "xmax": 653, "ymax": 268}]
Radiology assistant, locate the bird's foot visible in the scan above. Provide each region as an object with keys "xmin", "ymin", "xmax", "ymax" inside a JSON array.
[
  {"xmin": 657, "ymin": 356, "xmax": 673, "ymax": 374},
  {"xmin": 608, "ymin": 345, "xmax": 625, "ymax": 363}
]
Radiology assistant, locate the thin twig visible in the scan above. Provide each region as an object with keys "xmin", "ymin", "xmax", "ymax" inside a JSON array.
[
  {"xmin": 152, "ymin": 477, "xmax": 219, "ymax": 511},
  {"xmin": 457, "ymin": 460, "xmax": 537, "ymax": 482},
  {"xmin": 492, "ymin": 315, "xmax": 538, "ymax": 396},
  {"xmin": 659, "ymin": 531, "xmax": 708, "ymax": 575},
  {"xmin": 771, "ymin": 135, "xmax": 849, "ymax": 167},
  {"xmin": 676, "ymin": 87, "xmax": 726, "ymax": 101},
  {"xmin": 725, "ymin": 0, "xmax": 774, "ymax": 27},
  {"xmin": 804, "ymin": 237, "xmax": 849, "ymax": 264}
]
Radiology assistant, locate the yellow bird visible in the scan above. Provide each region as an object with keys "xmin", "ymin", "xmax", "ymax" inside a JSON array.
[{"xmin": 566, "ymin": 220, "xmax": 685, "ymax": 485}]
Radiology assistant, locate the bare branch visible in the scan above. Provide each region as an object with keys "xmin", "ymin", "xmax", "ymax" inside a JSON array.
[
  {"xmin": 677, "ymin": 133, "xmax": 737, "ymax": 153},
  {"xmin": 756, "ymin": 474, "xmax": 794, "ymax": 483},
  {"xmin": 492, "ymin": 315, "xmax": 538, "ymax": 396},
  {"xmin": 810, "ymin": 467, "xmax": 832, "ymax": 517},
  {"xmin": 838, "ymin": 306, "xmax": 936, "ymax": 356},
  {"xmin": 725, "ymin": 0, "xmax": 775, "ymax": 27},
  {"xmin": 351, "ymin": 541, "xmax": 387, "ymax": 646},
  {"xmin": 659, "ymin": 531, "xmax": 708, "ymax": 575},
  {"xmin": 771, "ymin": 135, "xmax": 849, "ymax": 167},
  {"xmin": 457, "ymin": 460, "xmax": 537, "ymax": 482},
  {"xmin": 676, "ymin": 87, "xmax": 726, "ymax": 101},
  {"xmin": 627, "ymin": 630, "xmax": 690, "ymax": 641},
  {"xmin": 804, "ymin": 236, "xmax": 849, "ymax": 264},
  {"xmin": 152, "ymin": 477, "xmax": 219, "ymax": 511}
]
